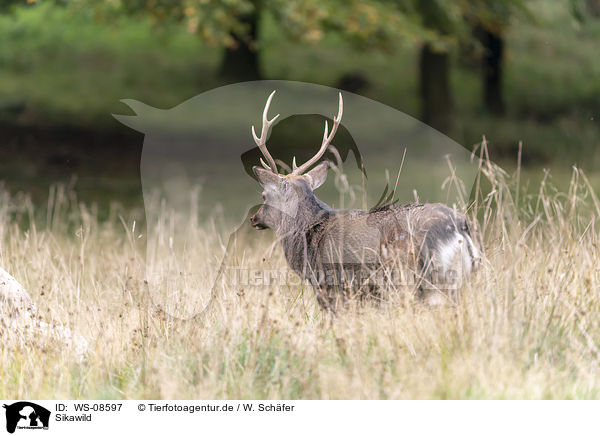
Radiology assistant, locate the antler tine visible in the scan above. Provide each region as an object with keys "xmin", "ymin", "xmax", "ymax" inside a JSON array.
[
  {"xmin": 252, "ymin": 90, "xmax": 280, "ymax": 173},
  {"xmin": 259, "ymin": 158, "xmax": 272, "ymax": 170},
  {"xmin": 292, "ymin": 92, "xmax": 343, "ymax": 175}
]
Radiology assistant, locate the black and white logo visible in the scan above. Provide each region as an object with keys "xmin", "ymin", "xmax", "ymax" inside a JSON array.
[{"xmin": 2, "ymin": 402, "xmax": 50, "ymax": 434}]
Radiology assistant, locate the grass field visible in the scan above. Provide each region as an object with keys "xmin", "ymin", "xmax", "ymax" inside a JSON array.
[{"xmin": 2, "ymin": 146, "xmax": 600, "ymax": 399}]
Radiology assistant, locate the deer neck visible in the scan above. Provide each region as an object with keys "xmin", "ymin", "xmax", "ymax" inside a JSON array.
[
  {"xmin": 277, "ymin": 191, "xmax": 331, "ymax": 237},
  {"xmin": 276, "ymin": 192, "xmax": 332, "ymax": 275}
]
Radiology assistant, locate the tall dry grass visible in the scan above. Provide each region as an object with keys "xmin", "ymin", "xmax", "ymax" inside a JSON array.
[{"xmin": 1, "ymin": 143, "xmax": 599, "ymax": 399}]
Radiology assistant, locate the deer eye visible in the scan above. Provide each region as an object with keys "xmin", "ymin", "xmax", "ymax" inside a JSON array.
[{"xmin": 261, "ymin": 193, "xmax": 266, "ymax": 201}]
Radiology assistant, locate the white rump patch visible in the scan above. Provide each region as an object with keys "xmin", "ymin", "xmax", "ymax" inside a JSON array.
[{"xmin": 436, "ymin": 232, "xmax": 478, "ymax": 276}]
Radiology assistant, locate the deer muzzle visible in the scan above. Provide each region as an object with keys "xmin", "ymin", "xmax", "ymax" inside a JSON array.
[{"xmin": 250, "ymin": 212, "xmax": 267, "ymax": 230}]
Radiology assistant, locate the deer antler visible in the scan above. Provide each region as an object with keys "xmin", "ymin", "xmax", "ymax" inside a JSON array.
[
  {"xmin": 292, "ymin": 92, "xmax": 343, "ymax": 175},
  {"xmin": 252, "ymin": 90, "xmax": 280, "ymax": 173}
]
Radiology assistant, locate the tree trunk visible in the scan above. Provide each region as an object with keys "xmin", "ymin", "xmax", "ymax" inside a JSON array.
[
  {"xmin": 219, "ymin": 4, "xmax": 261, "ymax": 82},
  {"xmin": 477, "ymin": 25, "xmax": 505, "ymax": 115},
  {"xmin": 587, "ymin": 0, "xmax": 600, "ymax": 17},
  {"xmin": 419, "ymin": 43, "xmax": 452, "ymax": 133}
]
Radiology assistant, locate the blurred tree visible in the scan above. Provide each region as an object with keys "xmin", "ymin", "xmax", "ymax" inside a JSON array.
[
  {"xmin": 414, "ymin": 0, "xmax": 458, "ymax": 133},
  {"xmin": 78, "ymin": 0, "xmax": 429, "ymax": 83},
  {"xmin": 410, "ymin": 0, "xmax": 530, "ymax": 126},
  {"xmin": 475, "ymin": 23, "xmax": 505, "ymax": 114},
  {"xmin": 80, "ymin": 0, "xmax": 262, "ymax": 80},
  {"xmin": 572, "ymin": 0, "xmax": 600, "ymax": 18},
  {"xmin": 587, "ymin": 0, "xmax": 600, "ymax": 16},
  {"xmin": 219, "ymin": 1, "xmax": 260, "ymax": 81},
  {"xmin": 460, "ymin": 0, "xmax": 529, "ymax": 115},
  {"xmin": 70, "ymin": 0, "xmax": 535, "ymax": 129},
  {"xmin": 0, "ymin": 0, "xmax": 39, "ymax": 10}
]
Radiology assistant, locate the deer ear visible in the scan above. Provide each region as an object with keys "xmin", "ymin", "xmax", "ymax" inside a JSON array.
[
  {"xmin": 253, "ymin": 166, "xmax": 281, "ymax": 186},
  {"xmin": 304, "ymin": 161, "xmax": 329, "ymax": 190}
]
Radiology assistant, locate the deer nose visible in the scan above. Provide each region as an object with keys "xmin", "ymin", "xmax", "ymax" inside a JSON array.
[{"xmin": 250, "ymin": 213, "xmax": 267, "ymax": 230}]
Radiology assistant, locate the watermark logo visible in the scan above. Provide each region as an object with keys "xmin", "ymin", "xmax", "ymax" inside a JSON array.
[
  {"xmin": 113, "ymin": 80, "xmax": 479, "ymax": 319},
  {"xmin": 2, "ymin": 402, "xmax": 50, "ymax": 434}
]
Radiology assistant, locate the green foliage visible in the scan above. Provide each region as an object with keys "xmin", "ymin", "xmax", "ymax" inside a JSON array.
[
  {"xmin": 0, "ymin": 0, "xmax": 597, "ymax": 167},
  {"xmin": 569, "ymin": 0, "xmax": 600, "ymax": 22},
  {"xmin": 73, "ymin": 0, "xmax": 431, "ymax": 49},
  {"xmin": 412, "ymin": 0, "xmax": 533, "ymax": 50},
  {"xmin": 459, "ymin": 0, "xmax": 531, "ymax": 31},
  {"xmin": 0, "ymin": 1, "xmax": 220, "ymax": 124},
  {"xmin": 59, "ymin": 0, "xmax": 537, "ymax": 54},
  {"xmin": 0, "ymin": 0, "xmax": 38, "ymax": 12}
]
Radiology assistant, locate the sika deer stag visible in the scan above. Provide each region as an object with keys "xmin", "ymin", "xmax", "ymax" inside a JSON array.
[{"xmin": 250, "ymin": 91, "xmax": 482, "ymax": 310}]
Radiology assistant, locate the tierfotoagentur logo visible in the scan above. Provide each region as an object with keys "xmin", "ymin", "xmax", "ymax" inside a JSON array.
[
  {"xmin": 219, "ymin": 266, "xmax": 462, "ymax": 290},
  {"xmin": 2, "ymin": 402, "xmax": 50, "ymax": 434}
]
